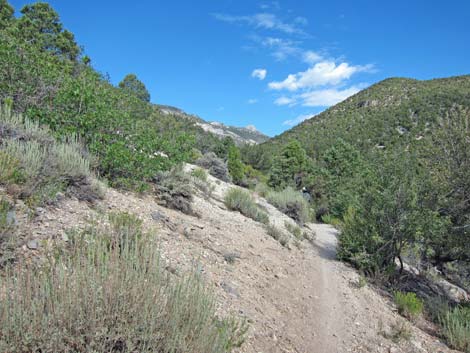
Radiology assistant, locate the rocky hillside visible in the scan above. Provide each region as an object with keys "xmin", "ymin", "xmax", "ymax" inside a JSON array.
[
  {"xmin": 3, "ymin": 162, "xmax": 460, "ymax": 353},
  {"xmin": 157, "ymin": 104, "xmax": 269, "ymax": 145}
]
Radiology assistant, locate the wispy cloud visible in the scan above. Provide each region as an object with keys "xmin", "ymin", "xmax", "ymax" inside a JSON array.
[
  {"xmin": 257, "ymin": 36, "xmax": 301, "ymax": 61},
  {"xmin": 212, "ymin": 12, "xmax": 306, "ymax": 35},
  {"xmin": 247, "ymin": 98, "xmax": 258, "ymax": 104},
  {"xmin": 252, "ymin": 68, "xmax": 267, "ymax": 80},
  {"xmin": 303, "ymin": 50, "xmax": 323, "ymax": 64},
  {"xmin": 274, "ymin": 96, "xmax": 296, "ymax": 106},
  {"xmin": 259, "ymin": 1, "xmax": 281, "ymax": 11},
  {"xmin": 269, "ymin": 61, "xmax": 374, "ymax": 91},
  {"xmin": 282, "ymin": 113, "xmax": 315, "ymax": 126}
]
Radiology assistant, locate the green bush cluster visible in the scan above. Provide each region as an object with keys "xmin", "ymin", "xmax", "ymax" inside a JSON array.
[
  {"xmin": 154, "ymin": 166, "xmax": 194, "ymax": 215},
  {"xmin": 284, "ymin": 221, "xmax": 302, "ymax": 238},
  {"xmin": 439, "ymin": 305, "xmax": 470, "ymax": 352},
  {"xmin": 265, "ymin": 223, "xmax": 289, "ymax": 247},
  {"xmin": 244, "ymin": 77, "xmax": 470, "ymax": 280},
  {"xmin": 0, "ymin": 212, "xmax": 247, "ymax": 352},
  {"xmin": 393, "ymin": 291, "xmax": 424, "ymax": 319},
  {"xmin": 191, "ymin": 167, "xmax": 208, "ymax": 182},
  {"xmin": 224, "ymin": 188, "xmax": 269, "ymax": 224},
  {"xmin": 0, "ymin": 198, "xmax": 15, "ymax": 266},
  {"xmin": 0, "ymin": 1, "xmax": 204, "ymax": 190},
  {"xmin": 266, "ymin": 187, "xmax": 310, "ymax": 225}
]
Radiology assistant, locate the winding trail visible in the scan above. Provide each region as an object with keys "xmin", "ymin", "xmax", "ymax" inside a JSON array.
[{"xmin": 25, "ymin": 167, "xmax": 458, "ymax": 353}]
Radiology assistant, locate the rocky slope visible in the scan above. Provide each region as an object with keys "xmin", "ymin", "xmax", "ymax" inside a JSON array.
[
  {"xmin": 157, "ymin": 104, "xmax": 269, "ymax": 145},
  {"xmin": 13, "ymin": 165, "xmax": 460, "ymax": 353}
]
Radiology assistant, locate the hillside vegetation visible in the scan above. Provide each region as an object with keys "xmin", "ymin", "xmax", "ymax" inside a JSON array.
[
  {"xmin": 0, "ymin": 0, "xmax": 469, "ymax": 351},
  {"xmin": 0, "ymin": 0, "xmax": 260, "ymax": 191},
  {"xmin": 245, "ymin": 75, "xmax": 470, "ymax": 273},
  {"xmin": 243, "ymin": 75, "xmax": 470, "ymax": 350},
  {"xmin": 248, "ymin": 76, "xmax": 470, "ymax": 165}
]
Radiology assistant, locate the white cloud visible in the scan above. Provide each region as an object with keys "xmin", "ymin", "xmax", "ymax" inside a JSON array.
[
  {"xmin": 269, "ymin": 61, "xmax": 373, "ymax": 91},
  {"xmin": 274, "ymin": 96, "xmax": 296, "ymax": 106},
  {"xmin": 282, "ymin": 113, "xmax": 315, "ymax": 126},
  {"xmin": 252, "ymin": 68, "xmax": 267, "ymax": 80},
  {"xmin": 247, "ymin": 98, "xmax": 258, "ymax": 104},
  {"xmin": 300, "ymin": 86, "xmax": 361, "ymax": 107},
  {"xmin": 212, "ymin": 12, "xmax": 304, "ymax": 34},
  {"xmin": 303, "ymin": 50, "xmax": 323, "ymax": 64}
]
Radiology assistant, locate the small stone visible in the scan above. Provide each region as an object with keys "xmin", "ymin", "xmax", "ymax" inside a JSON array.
[
  {"xmin": 6, "ymin": 210, "xmax": 17, "ymax": 225},
  {"xmin": 221, "ymin": 282, "xmax": 239, "ymax": 298},
  {"xmin": 27, "ymin": 239, "xmax": 39, "ymax": 250},
  {"xmin": 183, "ymin": 227, "xmax": 192, "ymax": 238},
  {"xmin": 151, "ymin": 210, "xmax": 167, "ymax": 221}
]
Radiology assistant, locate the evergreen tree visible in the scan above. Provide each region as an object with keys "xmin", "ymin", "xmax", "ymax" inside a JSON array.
[
  {"xmin": 118, "ymin": 74, "xmax": 151, "ymax": 102},
  {"xmin": 0, "ymin": 0, "xmax": 14, "ymax": 30},
  {"xmin": 268, "ymin": 140, "xmax": 309, "ymax": 189},
  {"xmin": 18, "ymin": 2, "xmax": 80, "ymax": 60},
  {"xmin": 227, "ymin": 145, "xmax": 245, "ymax": 185}
]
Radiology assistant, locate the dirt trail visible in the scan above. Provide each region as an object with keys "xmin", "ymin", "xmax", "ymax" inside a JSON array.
[{"xmin": 19, "ymin": 168, "xmax": 459, "ymax": 353}]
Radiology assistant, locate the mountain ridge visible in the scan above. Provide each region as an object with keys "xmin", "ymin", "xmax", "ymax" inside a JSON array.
[
  {"xmin": 157, "ymin": 104, "xmax": 269, "ymax": 145},
  {"xmin": 252, "ymin": 74, "xmax": 470, "ymax": 166}
]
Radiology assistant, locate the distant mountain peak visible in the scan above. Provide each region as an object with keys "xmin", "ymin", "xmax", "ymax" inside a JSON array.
[
  {"xmin": 156, "ymin": 105, "xmax": 269, "ymax": 145},
  {"xmin": 245, "ymin": 124, "xmax": 258, "ymax": 132}
]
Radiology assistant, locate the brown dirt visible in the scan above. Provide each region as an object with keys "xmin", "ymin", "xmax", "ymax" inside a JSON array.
[{"xmin": 14, "ymin": 168, "xmax": 461, "ymax": 353}]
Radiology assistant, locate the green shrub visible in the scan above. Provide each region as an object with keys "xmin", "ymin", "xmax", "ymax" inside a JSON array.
[
  {"xmin": 0, "ymin": 150, "xmax": 22, "ymax": 184},
  {"xmin": 196, "ymin": 153, "xmax": 231, "ymax": 182},
  {"xmin": 224, "ymin": 188, "xmax": 269, "ymax": 224},
  {"xmin": 266, "ymin": 187, "xmax": 310, "ymax": 225},
  {"xmin": 265, "ymin": 223, "xmax": 289, "ymax": 247},
  {"xmin": 0, "ymin": 106, "xmax": 101, "ymax": 205},
  {"xmin": 0, "ymin": 213, "xmax": 247, "ymax": 352},
  {"xmin": 191, "ymin": 167, "xmax": 208, "ymax": 182},
  {"xmin": 394, "ymin": 291, "xmax": 424, "ymax": 319},
  {"xmin": 3, "ymin": 139, "xmax": 46, "ymax": 180},
  {"xmin": 155, "ymin": 166, "xmax": 194, "ymax": 215},
  {"xmin": 321, "ymin": 214, "xmax": 343, "ymax": 228},
  {"xmin": 425, "ymin": 295, "xmax": 450, "ymax": 324},
  {"xmin": 227, "ymin": 145, "xmax": 245, "ymax": 185},
  {"xmin": 255, "ymin": 182, "xmax": 271, "ymax": 197},
  {"xmin": 284, "ymin": 221, "xmax": 302, "ymax": 238},
  {"xmin": 0, "ymin": 198, "xmax": 15, "ymax": 264},
  {"xmin": 439, "ymin": 305, "xmax": 470, "ymax": 352},
  {"xmin": 380, "ymin": 320, "xmax": 412, "ymax": 343},
  {"xmin": 51, "ymin": 137, "xmax": 91, "ymax": 179}
]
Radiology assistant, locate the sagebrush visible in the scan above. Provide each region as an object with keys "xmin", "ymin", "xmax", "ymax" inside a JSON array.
[
  {"xmin": 266, "ymin": 187, "xmax": 310, "ymax": 225},
  {"xmin": 224, "ymin": 188, "xmax": 269, "ymax": 224},
  {"xmin": 0, "ymin": 212, "xmax": 247, "ymax": 352}
]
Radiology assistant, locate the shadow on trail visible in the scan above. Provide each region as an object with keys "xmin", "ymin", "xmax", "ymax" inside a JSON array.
[{"xmin": 310, "ymin": 225, "xmax": 339, "ymax": 261}]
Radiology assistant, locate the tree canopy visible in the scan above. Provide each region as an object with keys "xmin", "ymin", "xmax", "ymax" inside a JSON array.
[
  {"xmin": 17, "ymin": 2, "xmax": 80, "ymax": 60},
  {"xmin": 118, "ymin": 74, "xmax": 151, "ymax": 102}
]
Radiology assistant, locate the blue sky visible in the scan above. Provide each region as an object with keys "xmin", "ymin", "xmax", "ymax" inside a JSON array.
[{"xmin": 9, "ymin": 0, "xmax": 470, "ymax": 136}]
